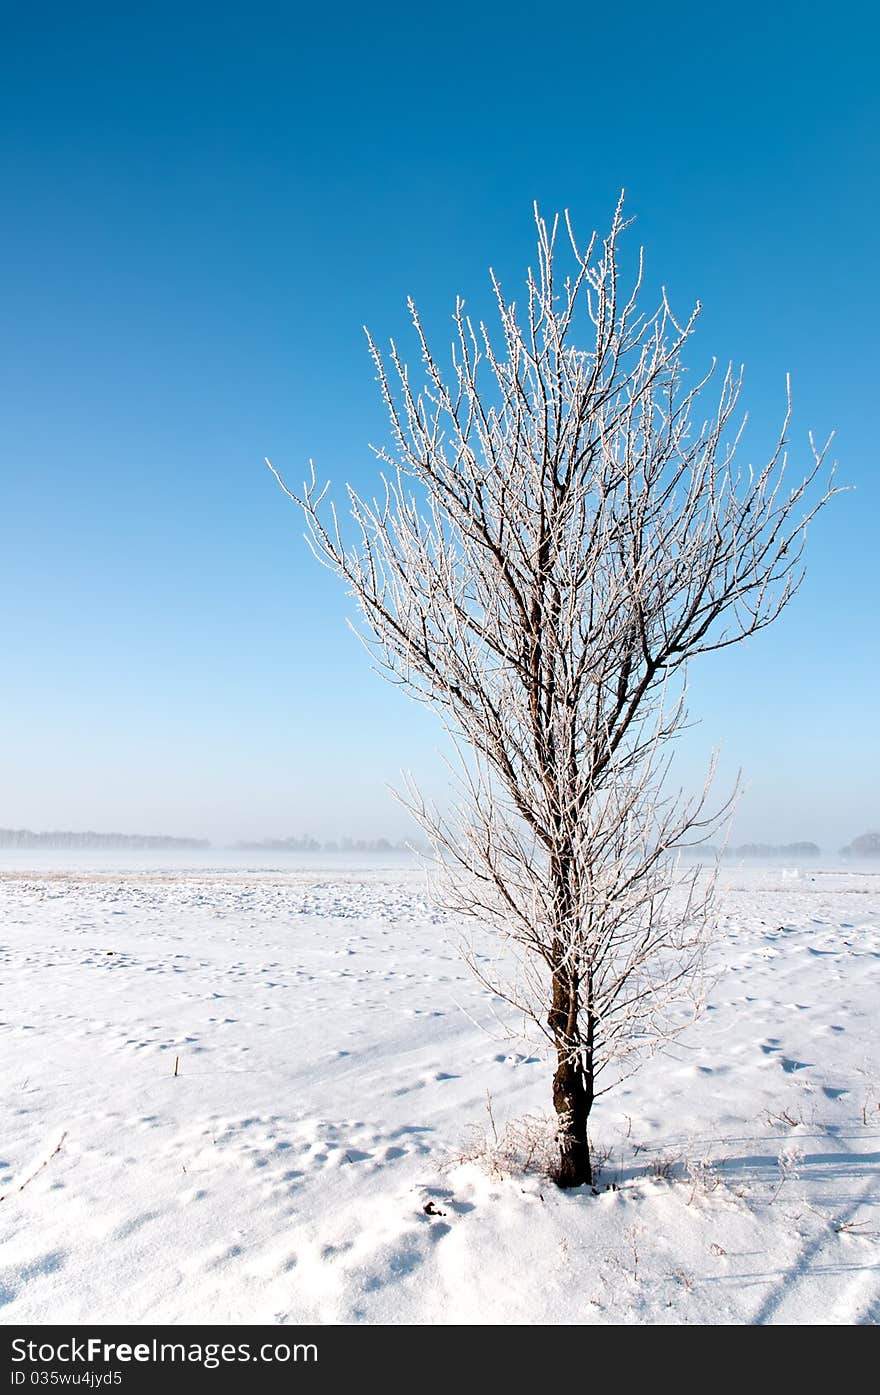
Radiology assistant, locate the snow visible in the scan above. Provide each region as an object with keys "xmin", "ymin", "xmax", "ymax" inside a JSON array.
[{"xmin": 1, "ymin": 859, "xmax": 878, "ymax": 1325}]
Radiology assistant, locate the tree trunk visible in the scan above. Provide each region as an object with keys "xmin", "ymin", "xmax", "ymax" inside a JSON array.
[
  {"xmin": 552, "ymin": 1046, "xmax": 592, "ymax": 1187},
  {"xmin": 549, "ymin": 959, "xmax": 594, "ymax": 1188}
]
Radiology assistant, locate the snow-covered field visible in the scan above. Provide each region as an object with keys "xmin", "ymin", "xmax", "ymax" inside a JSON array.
[{"xmin": 1, "ymin": 859, "xmax": 878, "ymax": 1325}]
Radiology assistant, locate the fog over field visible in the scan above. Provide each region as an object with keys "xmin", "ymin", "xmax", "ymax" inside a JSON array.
[{"xmin": 2, "ymin": 835, "xmax": 879, "ymax": 876}]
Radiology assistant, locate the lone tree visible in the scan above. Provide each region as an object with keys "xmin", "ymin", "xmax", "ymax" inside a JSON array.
[{"xmin": 270, "ymin": 197, "xmax": 834, "ymax": 1187}]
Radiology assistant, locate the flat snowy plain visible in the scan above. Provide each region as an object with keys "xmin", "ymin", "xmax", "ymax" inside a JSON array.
[{"xmin": 1, "ymin": 852, "xmax": 878, "ymax": 1325}]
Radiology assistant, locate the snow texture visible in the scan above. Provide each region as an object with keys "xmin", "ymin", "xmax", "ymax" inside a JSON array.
[{"xmin": 0, "ymin": 860, "xmax": 877, "ymax": 1324}]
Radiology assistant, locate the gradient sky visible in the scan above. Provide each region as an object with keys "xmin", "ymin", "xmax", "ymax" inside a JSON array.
[{"xmin": 1, "ymin": 2, "xmax": 877, "ymax": 849}]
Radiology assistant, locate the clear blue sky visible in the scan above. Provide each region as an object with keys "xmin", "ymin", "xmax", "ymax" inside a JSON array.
[{"xmin": 1, "ymin": 1, "xmax": 876, "ymax": 849}]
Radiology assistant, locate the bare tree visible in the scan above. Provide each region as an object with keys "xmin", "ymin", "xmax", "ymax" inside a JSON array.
[{"xmin": 269, "ymin": 196, "xmax": 835, "ymax": 1188}]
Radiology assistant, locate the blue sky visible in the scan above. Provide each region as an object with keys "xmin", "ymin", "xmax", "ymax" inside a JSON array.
[{"xmin": 1, "ymin": 2, "xmax": 876, "ymax": 848}]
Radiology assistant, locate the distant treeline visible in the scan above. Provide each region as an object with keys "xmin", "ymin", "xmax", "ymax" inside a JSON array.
[
  {"xmin": 680, "ymin": 842, "xmax": 821, "ymax": 860},
  {"xmin": 840, "ymin": 832, "xmax": 880, "ymax": 858},
  {"xmin": 681, "ymin": 833, "xmax": 880, "ymax": 860},
  {"xmin": 6, "ymin": 826, "xmax": 877, "ymax": 859},
  {"xmin": 232, "ymin": 836, "xmax": 425, "ymax": 854},
  {"xmin": 0, "ymin": 828, "xmax": 209, "ymax": 849},
  {"xmin": 0, "ymin": 828, "xmax": 424, "ymax": 853}
]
